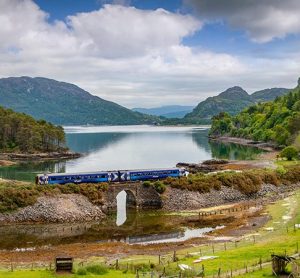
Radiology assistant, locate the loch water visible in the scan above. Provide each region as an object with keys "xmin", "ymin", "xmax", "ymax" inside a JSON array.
[{"xmin": 0, "ymin": 125, "xmax": 263, "ymax": 181}]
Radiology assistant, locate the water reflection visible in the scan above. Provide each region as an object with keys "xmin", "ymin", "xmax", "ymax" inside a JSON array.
[
  {"xmin": 209, "ymin": 140, "xmax": 264, "ymax": 160},
  {"xmin": 0, "ymin": 212, "xmax": 224, "ymax": 250},
  {"xmin": 66, "ymin": 132, "xmax": 129, "ymax": 154},
  {"xmin": 116, "ymin": 191, "xmax": 127, "ymax": 226},
  {"xmin": 0, "ymin": 160, "xmax": 66, "ymax": 181}
]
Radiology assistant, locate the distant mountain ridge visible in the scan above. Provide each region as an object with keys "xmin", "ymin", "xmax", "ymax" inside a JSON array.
[
  {"xmin": 132, "ymin": 105, "xmax": 194, "ymax": 118},
  {"xmin": 0, "ymin": 77, "xmax": 157, "ymax": 125},
  {"xmin": 184, "ymin": 86, "xmax": 290, "ymax": 123}
]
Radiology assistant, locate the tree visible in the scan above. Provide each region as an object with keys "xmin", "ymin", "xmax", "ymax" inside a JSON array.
[
  {"xmin": 294, "ymin": 134, "xmax": 300, "ymax": 151},
  {"xmin": 280, "ymin": 146, "xmax": 299, "ymax": 161}
]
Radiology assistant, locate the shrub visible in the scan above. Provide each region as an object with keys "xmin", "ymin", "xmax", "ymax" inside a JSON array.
[
  {"xmin": 153, "ymin": 181, "xmax": 166, "ymax": 194},
  {"xmin": 0, "ymin": 187, "xmax": 39, "ymax": 212},
  {"xmin": 276, "ymin": 165, "xmax": 287, "ymax": 176},
  {"xmin": 280, "ymin": 146, "xmax": 299, "ymax": 161},
  {"xmin": 77, "ymin": 267, "xmax": 87, "ymax": 275},
  {"xmin": 282, "ymin": 167, "xmax": 300, "ymax": 184},
  {"xmin": 85, "ymin": 264, "xmax": 108, "ymax": 275},
  {"xmin": 143, "ymin": 181, "xmax": 151, "ymax": 188}
]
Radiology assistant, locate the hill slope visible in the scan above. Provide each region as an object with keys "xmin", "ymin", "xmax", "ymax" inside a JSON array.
[
  {"xmin": 184, "ymin": 87, "xmax": 290, "ymax": 124},
  {"xmin": 0, "ymin": 77, "xmax": 157, "ymax": 125},
  {"xmin": 210, "ymin": 79, "xmax": 300, "ymax": 147},
  {"xmin": 132, "ymin": 105, "xmax": 194, "ymax": 118},
  {"xmin": 252, "ymin": 88, "xmax": 290, "ymax": 102}
]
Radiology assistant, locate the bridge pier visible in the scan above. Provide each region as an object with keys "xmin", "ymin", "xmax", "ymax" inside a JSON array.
[{"xmin": 104, "ymin": 183, "xmax": 162, "ymax": 211}]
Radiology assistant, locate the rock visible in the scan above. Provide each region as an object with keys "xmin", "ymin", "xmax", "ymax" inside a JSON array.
[
  {"xmin": 162, "ymin": 183, "xmax": 300, "ymax": 211},
  {"xmin": 202, "ymin": 159, "xmax": 229, "ymax": 165}
]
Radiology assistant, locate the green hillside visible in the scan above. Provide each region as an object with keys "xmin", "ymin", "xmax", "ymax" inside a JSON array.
[
  {"xmin": 183, "ymin": 86, "xmax": 289, "ymax": 124},
  {"xmin": 0, "ymin": 106, "xmax": 66, "ymax": 153},
  {"xmin": 210, "ymin": 78, "xmax": 300, "ymax": 148},
  {"xmin": 0, "ymin": 77, "xmax": 158, "ymax": 125}
]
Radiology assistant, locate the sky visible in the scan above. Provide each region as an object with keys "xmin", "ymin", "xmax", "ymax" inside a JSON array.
[{"xmin": 0, "ymin": 0, "xmax": 300, "ymax": 108}]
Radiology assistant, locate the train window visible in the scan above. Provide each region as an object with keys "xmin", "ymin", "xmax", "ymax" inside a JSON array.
[{"xmin": 101, "ymin": 175, "xmax": 106, "ymax": 178}]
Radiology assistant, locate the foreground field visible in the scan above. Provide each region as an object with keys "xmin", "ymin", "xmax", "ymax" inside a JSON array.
[{"xmin": 0, "ymin": 188, "xmax": 300, "ymax": 277}]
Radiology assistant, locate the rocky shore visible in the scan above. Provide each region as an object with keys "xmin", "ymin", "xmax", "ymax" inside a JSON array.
[
  {"xmin": 209, "ymin": 136, "xmax": 277, "ymax": 151},
  {"xmin": 0, "ymin": 151, "xmax": 81, "ymax": 162},
  {"xmin": 162, "ymin": 183, "xmax": 299, "ymax": 211},
  {"xmin": 0, "ymin": 194, "xmax": 104, "ymax": 224}
]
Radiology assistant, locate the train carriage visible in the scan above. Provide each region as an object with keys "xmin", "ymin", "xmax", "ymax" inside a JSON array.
[{"xmin": 36, "ymin": 167, "xmax": 188, "ymax": 185}]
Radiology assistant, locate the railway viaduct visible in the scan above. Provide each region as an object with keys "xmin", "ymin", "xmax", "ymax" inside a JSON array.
[{"xmin": 104, "ymin": 183, "xmax": 162, "ymax": 210}]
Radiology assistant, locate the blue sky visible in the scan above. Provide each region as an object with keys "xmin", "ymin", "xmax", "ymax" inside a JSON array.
[{"xmin": 0, "ymin": 0, "xmax": 300, "ymax": 107}]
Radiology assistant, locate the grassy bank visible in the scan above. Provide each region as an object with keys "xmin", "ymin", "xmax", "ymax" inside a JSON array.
[
  {"xmin": 163, "ymin": 165, "xmax": 300, "ymax": 194},
  {"xmin": 0, "ymin": 181, "xmax": 108, "ymax": 212}
]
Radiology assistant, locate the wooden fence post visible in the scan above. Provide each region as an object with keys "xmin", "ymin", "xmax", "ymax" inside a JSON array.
[
  {"xmin": 173, "ymin": 250, "xmax": 177, "ymax": 262},
  {"xmin": 116, "ymin": 259, "xmax": 119, "ymax": 270},
  {"xmin": 259, "ymin": 257, "xmax": 262, "ymax": 270}
]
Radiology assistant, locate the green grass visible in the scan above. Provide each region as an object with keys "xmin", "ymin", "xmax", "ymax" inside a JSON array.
[
  {"xmin": 0, "ymin": 269, "xmax": 135, "ymax": 278},
  {"xmin": 117, "ymin": 191, "xmax": 300, "ymax": 277},
  {"xmin": 276, "ymin": 159, "xmax": 300, "ymax": 167}
]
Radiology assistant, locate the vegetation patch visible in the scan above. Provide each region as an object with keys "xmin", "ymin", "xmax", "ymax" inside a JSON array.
[
  {"xmin": 0, "ymin": 181, "xmax": 108, "ymax": 213},
  {"xmin": 163, "ymin": 166, "xmax": 300, "ymax": 195},
  {"xmin": 210, "ymin": 85, "xmax": 300, "ymax": 152},
  {"xmin": 0, "ymin": 106, "xmax": 66, "ymax": 153}
]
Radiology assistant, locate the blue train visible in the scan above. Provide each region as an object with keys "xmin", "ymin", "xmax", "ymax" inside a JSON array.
[{"xmin": 36, "ymin": 168, "xmax": 188, "ymax": 185}]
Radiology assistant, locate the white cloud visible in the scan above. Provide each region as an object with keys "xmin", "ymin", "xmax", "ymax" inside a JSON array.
[
  {"xmin": 0, "ymin": 0, "xmax": 299, "ymax": 108},
  {"xmin": 67, "ymin": 4, "xmax": 201, "ymax": 58},
  {"xmin": 185, "ymin": 0, "xmax": 300, "ymax": 43}
]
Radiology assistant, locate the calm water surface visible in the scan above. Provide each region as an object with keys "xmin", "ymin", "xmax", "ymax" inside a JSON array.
[{"xmin": 0, "ymin": 125, "xmax": 263, "ymax": 181}]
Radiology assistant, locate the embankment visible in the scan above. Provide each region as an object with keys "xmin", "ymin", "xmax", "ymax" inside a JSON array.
[
  {"xmin": 162, "ymin": 183, "xmax": 298, "ymax": 211},
  {"xmin": 0, "ymin": 194, "xmax": 104, "ymax": 224}
]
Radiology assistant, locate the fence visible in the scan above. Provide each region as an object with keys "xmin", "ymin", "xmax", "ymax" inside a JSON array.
[{"xmin": 2, "ymin": 215, "xmax": 300, "ymax": 277}]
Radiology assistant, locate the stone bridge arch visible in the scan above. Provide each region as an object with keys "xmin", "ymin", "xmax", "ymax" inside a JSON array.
[{"xmin": 104, "ymin": 183, "xmax": 162, "ymax": 210}]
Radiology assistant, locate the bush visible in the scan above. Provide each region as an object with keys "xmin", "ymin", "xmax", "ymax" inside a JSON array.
[
  {"xmin": 77, "ymin": 267, "xmax": 87, "ymax": 275},
  {"xmin": 85, "ymin": 264, "xmax": 108, "ymax": 275},
  {"xmin": 280, "ymin": 146, "xmax": 299, "ymax": 161},
  {"xmin": 153, "ymin": 181, "xmax": 166, "ymax": 194},
  {"xmin": 143, "ymin": 181, "xmax": 151, "ymax": 188}
]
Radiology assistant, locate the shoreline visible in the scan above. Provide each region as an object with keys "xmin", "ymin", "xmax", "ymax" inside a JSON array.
[
  {"xmin": 209, "ymin": 135, "xmax": 278, "ymax": 152},
  {"xmin": 0, "ymin": 151, "xmax": 81, "ymax": 162}
]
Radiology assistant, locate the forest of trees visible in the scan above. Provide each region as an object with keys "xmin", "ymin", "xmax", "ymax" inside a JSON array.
[
  {"xmin": 0, "ymin": 106, "xmax": 66, "ymax": 153},
  {"xmin": 210, "ymin": 83, "xmax": 300, "ymax": 150}
]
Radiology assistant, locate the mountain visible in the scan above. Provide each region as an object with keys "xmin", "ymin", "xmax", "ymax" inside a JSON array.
[
  {"xmin": 0, "ymin": 77, "xmax": 158, "ymax": 125},
  {"xmin": 184, "ymin": 86, "xmax": 290, "ymax": 124},
  {"xmin": 251, "ymin": 88, "xmax": 290, "ymax": 102},
  {"xmin": 210, "ymin": 79, "xmax": 300, "ymax": 147},
  {"xmin": 132, "ymin": 105, "xmax": 194, "ymax": 118}
]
